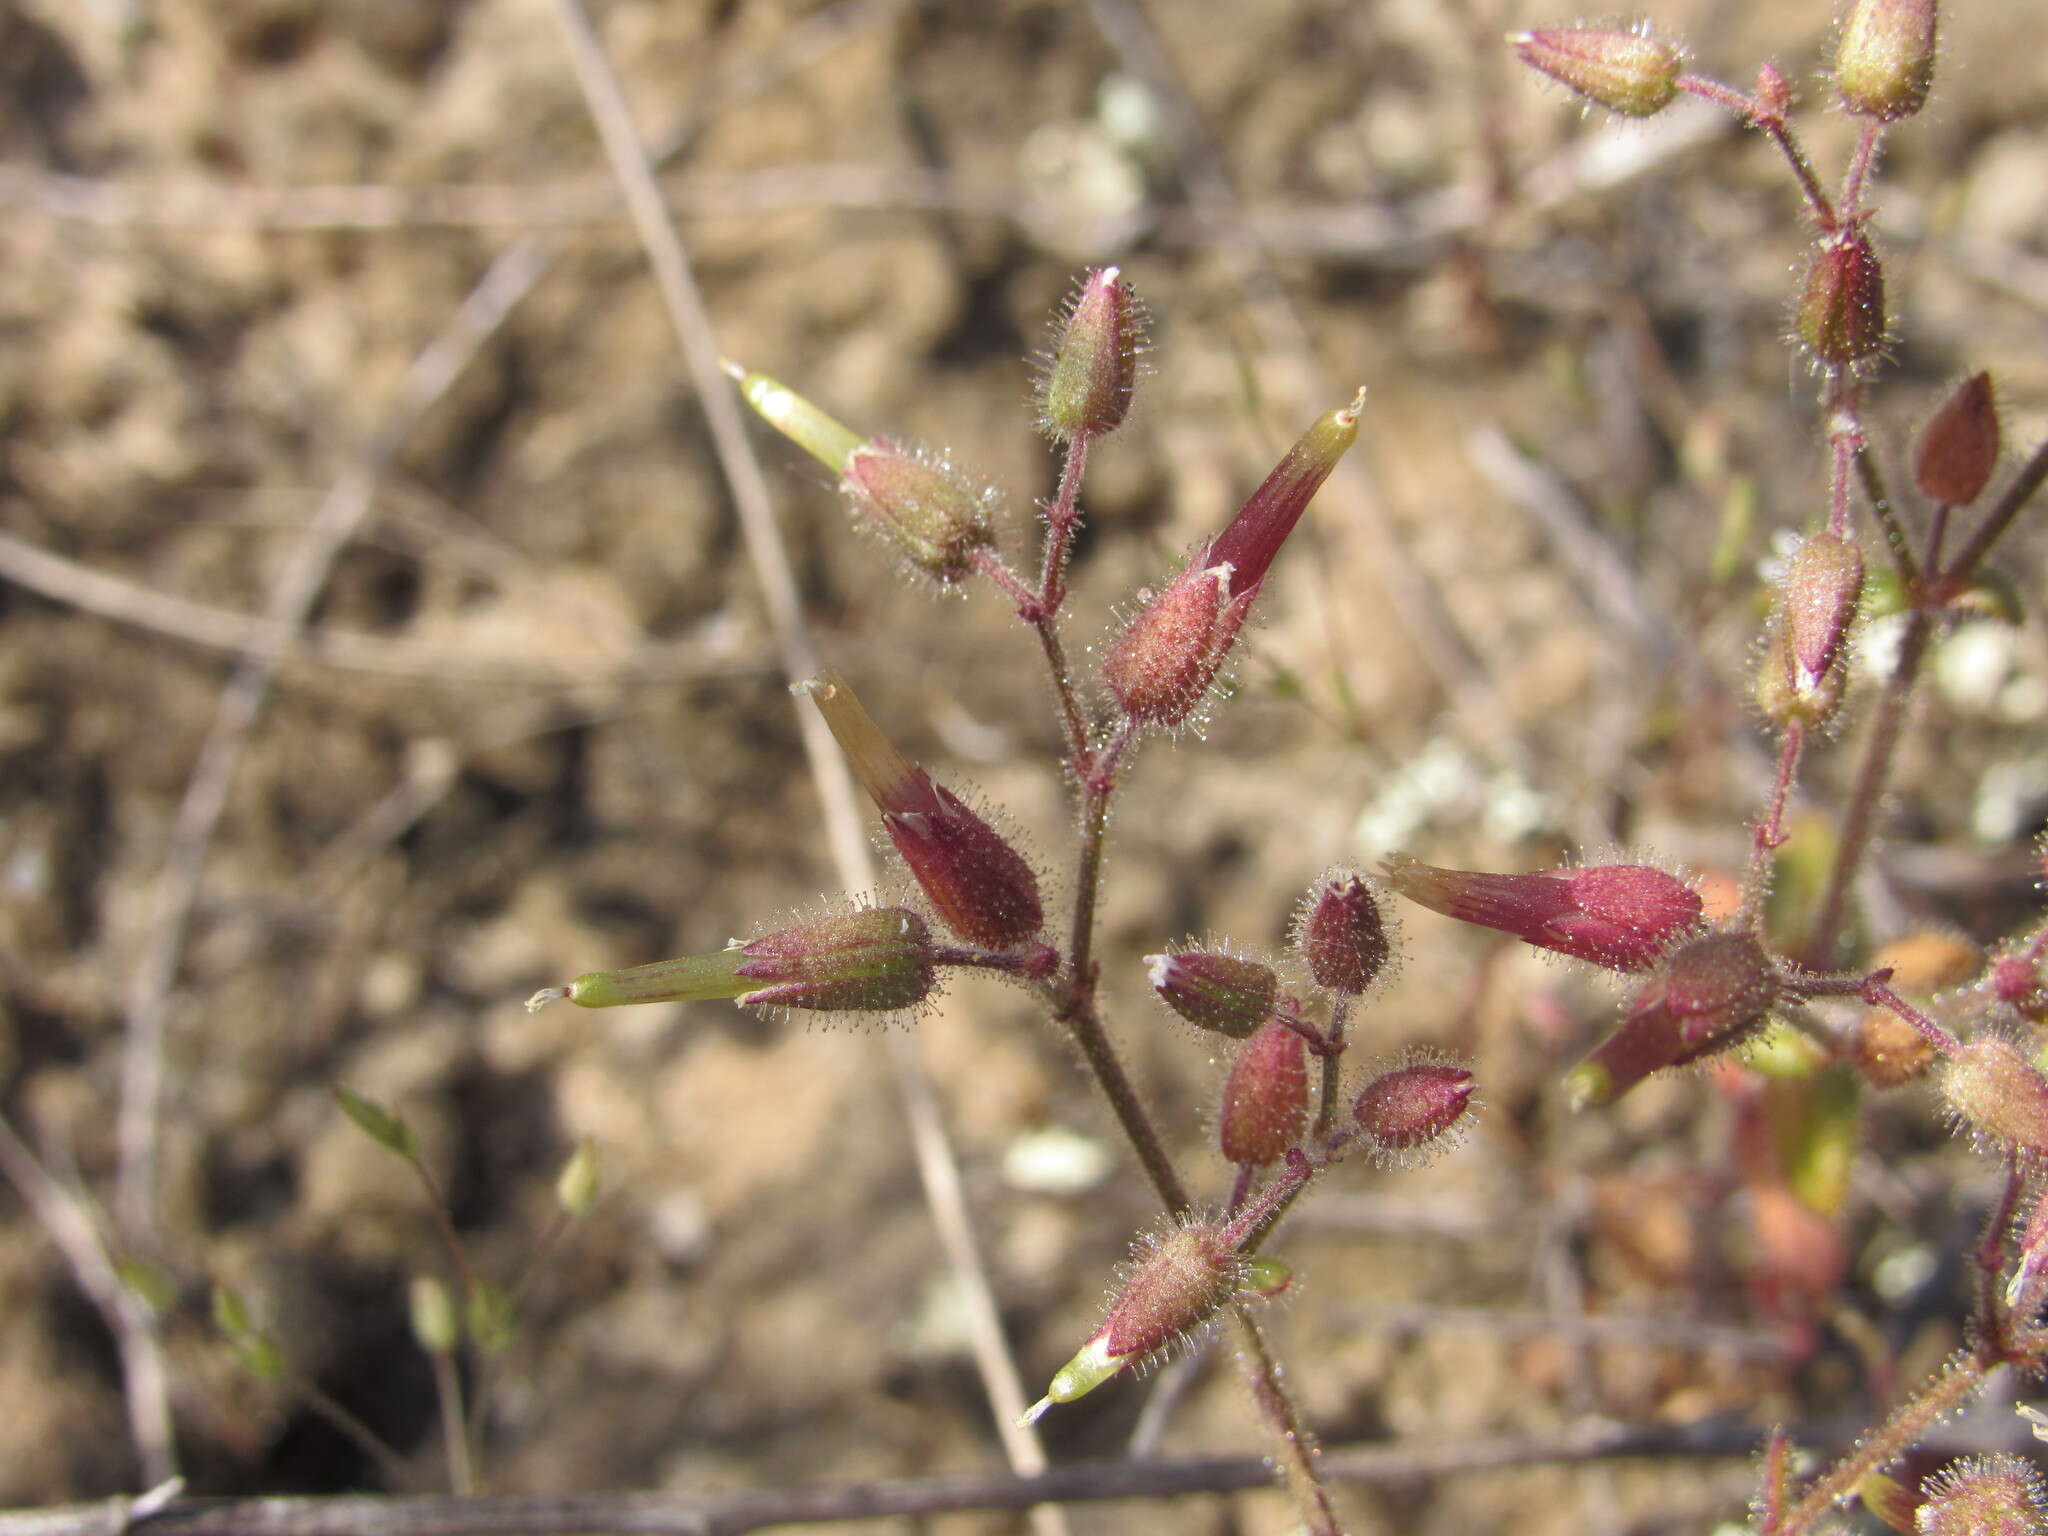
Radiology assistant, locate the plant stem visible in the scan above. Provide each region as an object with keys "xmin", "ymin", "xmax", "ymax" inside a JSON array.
[
  {"xmin": 1230, "ymin": 1304, "xmax": 1340, "ymax": 1536},
  {"xmin": 1947, "ymin": 431, "xmax": 2048, "ymax": 580},
  {"xmin": 1854, "ymin": 433, "xmax": 1919, "ymax": 584},
  {"xmin": 429, "ymin": 1346, "xmax": 475, "ymax": 1496},
  {"xmin": 1744, "ymin": 722, "xmax": 1805, "ymax": 921}
]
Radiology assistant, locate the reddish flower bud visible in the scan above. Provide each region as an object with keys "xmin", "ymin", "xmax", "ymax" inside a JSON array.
[
  {"xmin": 1102, "ymin": 563, "xmax": 1249, "ymax": 728},
  {"xmin": 1756, "ymin": 613, "xmax": 1847, "ymax": 728},
  {"xmin": 1915, "ymin": 372, "xmax": 1999, "ymax": 507},
  {"xmin": 728, "ymin": 364, "xmax": 996, "ymax": 581},
  {"xmin": 1797, "ymin": 229, "xmax": 1887, "ymax": 370},
  {"xmin": 528, "ymin": 903, "xmax": 938, "ymax": 1015},
  {"xmin": 1568, "ymin": 932, "xmax": 1780, "ymax": 1107},
  {"xmin": 1783, "ymin": 532, "xmax": 1865, "ymax": 688},
  {"xmin": 1915, "ymin": 1454, "xmax": 2046, "ymax": 1536},
  {"xmin": 1991, "ymin": 953, "xmax": 2047, "ymax": 1023},
  {"xmin": 1294, "ymin": 870, "xmax": 1395, "ymax": 995},
  {"xmin": 1835, "ymin": 0, "xmax": 1937, "ymax": 121},
  {"xmin": 1219, "ymin": 1019, "xmax": 1310, "ymax": 1166},
  {"xmin": 1382, "ymin": 855, "xmax": 1702, "ymax": 971},
  {"xmin": 804, "ymin": 673, "xmax": 1044, "ymax": 948},
  {"xmin": 1353, "ymin": 1059, "xmax": 1475, "ymax": 1160},
  {"xmin": 1146, "ymin": 948, "xmax": 1279, "ymax": 1039},
  {"xmin": 1511, "ymin": 26, "xmax": 1684, "ymax": 117},
  {"xmin": 1021, "ymin": 1223, "xmax": 1238, "ymax": 1423},
  {"xmin": 1753, "ymin": 60, "xmax": 1792, "ymax": 122},
  {"xmin": 1941, "ymin": 1037, "xmax": 2048, "ymax": 1155},
  {"xmin": 1040, "ymin": 266, "xmax": 1143, "ymax": 443}
]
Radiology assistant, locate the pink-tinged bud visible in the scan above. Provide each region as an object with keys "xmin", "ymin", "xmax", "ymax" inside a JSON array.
[
  {"xmin": 1353, "ymin": 1059, "xmax": 1475, "ymax": 1159},
  {"xmin": 1940, "ymin": 1037, "xmax": 2048, "ymax": 1155},
  {"xmin": 1102, "ymin": 562, "xmax": 1249, "ymax": 728},
  {"xmin": 1021, "ymin": 1224, "xmax": 1238, "ymax": 1423},
  {"xmin": 528, "ymin": 904, "xmax": 937, "ymax": 1015},
  {"xmin": 1294, "ymin": 871, "xmax": 1395, "ymax": 995},
  {"xmin": 727, "ymin": 364, "xmax": 996, "ymax": 581},
  {"xmin": 1915, "ymin": 372, "xmax": 1999, "ymax": 507},
  {"xmin": 1219, "ymin": 1019, "xmax": 1310, "ymax": 1166},
  {"xmin": 1753, "ymin": 60, "xmax": 1793, "ymax": 122},
  {"xmin": 1784, "ymin": 533, "xmax": 1865, "ymax": 687},
  {"xmin": 1511, "ymin": 26, "xmax": 1683, "ymax": 117},
  {"xmin": 804, "ymin": 673, "xmax": 1044, "ymax": 948},
  {"xmin": 1991, "ymin": 953, "xmax": 2047, "ymax": 1023},
  {"xmin": 1797, "ymin": 229, "xmax": 1887, "ymax": 370},
  {"xmin": 1146, "ymin": 948, "xmax": 1279, "ymax": 1039},
  {"xmin": 1204, "ymin": 390, "xmax": 1365, "ymax": 602},
  {"xmin": 1568, "ymin": 932, "xmax": 1780, "ymax": 1107},
  {"xmin": 1382, "ymin": 855, "xmax": 1702, "ymax": 971},
  {"xmin": 1835, "ymin": 0, "xmax": 1937, "ymax": 121},
  {"xmin": 1915, "ymin": 1454, "xmax": 2047, "ymax": 1536},
  {"xmin": 1041, "ymin": 267, "xmax": 1143, "ymax": 443},
  {"xmin": 1757, "ymin": 614, "xmax": 1847, "ymax": 728}
]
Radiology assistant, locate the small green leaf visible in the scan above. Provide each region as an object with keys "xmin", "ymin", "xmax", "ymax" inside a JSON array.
[
  {"xmin": 555, "ymin": 1142, "xmax": 600, "ymax": 1217},
  {"xmin": 409, "ymin": 1276, "xmax": 459, "ymax": 1356},
  {"xmin": 212, "ymin": 1282, "xmax": 254, "ymax": 1339},
  {"xmin": 466, "ymin": 1277, "xmax": 515, "ymax": 1355},
  {"xmin": 334, "ymin": 1085, "xmax": 420, "ymax": 1162},
  {"xmin": 118, "ymin": 1257, "xmax": 177, "ymax": 1316}
]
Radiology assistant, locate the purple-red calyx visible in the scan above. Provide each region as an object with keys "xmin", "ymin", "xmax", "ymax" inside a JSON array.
[
  {"xmin": 1103, "ymin": 390, "xmax": 1363, "ymax": 728},
  {"xmin": 1568, "ymin": 931, "xmax": 1781, "ymax": 1107},
  {"xmin": 1382, "ymin": 855, "xmax": 1702, "ymax": 971},
  {"xmin": 803, "ymin": 671, "xmax": 1045, "ymax": 949}
]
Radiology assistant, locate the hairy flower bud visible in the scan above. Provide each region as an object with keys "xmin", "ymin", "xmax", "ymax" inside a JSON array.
[
  {"xmin": 1219, "ymin": 1019, "xmax": 1310, "ymax": 1166},
  {"xmin": 1382, "ymin": 855, "xmax": 1702, "ymax": 971},
  {"xmin": 528, "ymin": 903, "xmax": 940, "ymax": 1015},
  {"xmin": 1757, "ymin": 613, "xmax": 1847, "ymax": 728},
  {"xmin": 1295, "ymin": 871, "xmax": 1394, "ymax": 995},
  {"xmin": 1853, "ymin": 1008, "xmax": 1938, "ymax": 1088},
  {"xmin": 1568, "ymin": 932, "xmax": 1780, "ymax": 1107},
  {"xmin": 1146, "ymin": 948, "xmax": 1279, "ymax": 1039},
  {"xmin": 1941, "ymin": 1037, "xmax": 2048, "ymax": 1155},
  {"xmin": 1784, "ymin": 532, "xmax": 1865, "ymax": 687},
  {"xmin": 1753, "ymin": 60, "xmax": 1793, "ymax": 121},
  {"xmin": 1512, "ymin": 26, "xmax": 1684, "ymax": 117},
  {"xmin": 1915, "ymin": 1454, "xmax": 2047, "ymax": 1536},
  {"xmin": 1915, "ymin": 372, "xmax": 1999, "ymax": 507},
  {"xmin": 1353, "ymin": 1059, "xmax": 1475, "ymax": 1159},
  {"xmin": 1104, "ymin": 390, "xmax": 1364, "ymax": 728},
  {"xmin": 805, "ymin": 672, "xmax": 1044, "ymax": 949},
  {"xmin": 1797, "ymin": 229, "xmax": 1887, "ymax": 369},
  {"xmin": 1041, "ymin": 266, "xmax": 1143, "ymax": 443},
  {"xmin": 1835, "ymin": 0, "xmax": 1937, "ymax": 121},
  {"xmin": 728, "ymin": 364, "xmax": 996, "ymax": 581},
  {"xmin": 1021, "ymin": 1224, "xmax": 1239, "ymax": 1424},
  {"xmin": 1992, "ymin": 952, "xmax": 2048, "ymax": 1024}
]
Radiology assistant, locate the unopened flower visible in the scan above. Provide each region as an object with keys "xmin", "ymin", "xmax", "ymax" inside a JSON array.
[
  {"xmin": 1040, "ymin": 266, "xmax": 1144, "ymax": 443},
  {"xmin": 1294, "ymin": 870, "xmax": 1395, "ymax": 995},
  {"xmin": 1382, "ymin": 855, "xmax": 1702, "ymax": 971},
  {"xmin": 1146, "ymin": 948, "xmax": 1279, "ymax": 1038},
  {"xmin": 1219, "ymin": 1019, "xmax": 1310, "ymax": 1166},
  {"xmin": 1568, "ymin": 931, "xmax": 1780, "ymax": 1107},
  {"xmin": 1797, "ymin": 229, "xmax": 1887, "ymax": 370},
  {"xmin": 1835, "ymin": 0, "xmax": 1938, "ymax": 122},
  {"xmin": 1914, "ymin": 1453, "xmax": 2046, "ymax": 1536},
  {"xmin": 1783, "ymin": 532, "xmax": 1865, "ymax": 690},
  {"xmin": 1512, "ymin": 26, "xmax": 1684, "ymax": 117},
  {"xmin": 1915, "ymin": 372, "xmax": 1999, "ymax": 507},
  {"xmin": 804, "ymin": 672, "xmax": 1045, "ymax": 949},
  {"xmin": 1021, "ymin": 1223, "xmax": 1241, "ymax": 1424},
  {"xmin": 727, "ymin": 364, "xmax": 996, "ymax": 581},
  {"xmin": 1352, "ymin": 1058, "xmax": 1476, "ymax": 1162},
  {"xmin": 526, "ymin": 904, "xmax": 940, "ymax": 1016},
  {"xmin": 1103, "ymin": 391, "xmax": 1364, "ymax": 728},
  {"xmin": 1940, "ymin": 1037, "xmax": 2048, "ymax": 1156}
]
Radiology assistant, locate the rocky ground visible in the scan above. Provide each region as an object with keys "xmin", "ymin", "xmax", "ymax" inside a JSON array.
[{"xmin": 1, "ymin": 0, "xmax": 2045, "ymax": 1532}]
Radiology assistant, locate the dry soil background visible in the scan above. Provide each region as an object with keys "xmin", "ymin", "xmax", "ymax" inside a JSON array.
[{"xmin": 1, "ymin": 0, "xmax": 2046, "ymax": 1533}]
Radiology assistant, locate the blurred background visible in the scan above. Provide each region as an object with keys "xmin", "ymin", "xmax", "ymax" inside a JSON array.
[{"xmin": 1, "ymin": 0, "xmax": 2045, "ymax": 1531}]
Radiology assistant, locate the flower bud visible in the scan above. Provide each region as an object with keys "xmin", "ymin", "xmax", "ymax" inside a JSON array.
[
  {"xmin": 1915, "ymin": 1454, "xmax": 2046, "ymax": 1536},
  {"xmin": 1753, "ymin": 60, "xmax": 1793, "ymax": 121},
  {"xmin": 1353, "ymin": 1059, "xmax": 1475, "ymax": 1159},
  {"xmin": 1205, "ymin": 390, "xmax": 1365, "ymax": 603},
  {"xmin": 1146, "ymin": 948, "xmax": 1279, "ymax": 1039},
  {"xmin": 529, "ymin": 903, "xmax": 940, "ymax": 1015},
  {"xmin": 1853, "ymin": 1007, "xmax": 1937, "ymax": 1087},
  {"xmin": 1797, "ymin": 229, "xmax": 1886, "ymax": 370},
  {"xmin": 1835, "ymin": 0, "xmax": 1937, "ymax": 121},
  {"xmin": 1991, "ymin": 952, "xmax": 2047, "ymax": 1024},
  {"xmin": 1568, "ymin": 932, "xmax": 1780, "ymax": 1107},
  {"xmin": 804, "ymin": 673, "xmax": 1044, "ymax": 948},
  {"xmin": 727, "ymin": 364, "xmax": 996, "ymax": 581},
  {"xmin": 1756, "ymin": 612, "xmax": 1847, "ymax": 728},
  {"xmin": 1784, "ymin": 532, "xmax": 1865, "ymax": 688},
  {"xmin": 410, "ymin": 1276, "xmax": 460, "ymax": 1356},
  {"xmin": 1511, "ymin": 26, "xmax": 1684, "ymax": 117},
  {"xmin": 1294, "ymin": 871, "xmax": 1394, "ymax": 995},
  {"xmin": 1940, "ymin": 1037, "xmax": 2048, "ymax": 1155},
  {"xmin": 1915, "ymin": 372, "xmax": 1999, "ymax": 507},
  {"xmin": 1219, "ymin": 1019, "xmax": 1310, "ymax": 1166},
  {"xmin": 1041, "ymin": 266, "xmax": 1143, "ymax": 443},
  {"xmin": 1021, "ymin": 1224, "xmax": 1239, "ymax": 1424},
  {"xmin": 1382, "ymin": 855, "xmax": 1702, "ymax": 971}
]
